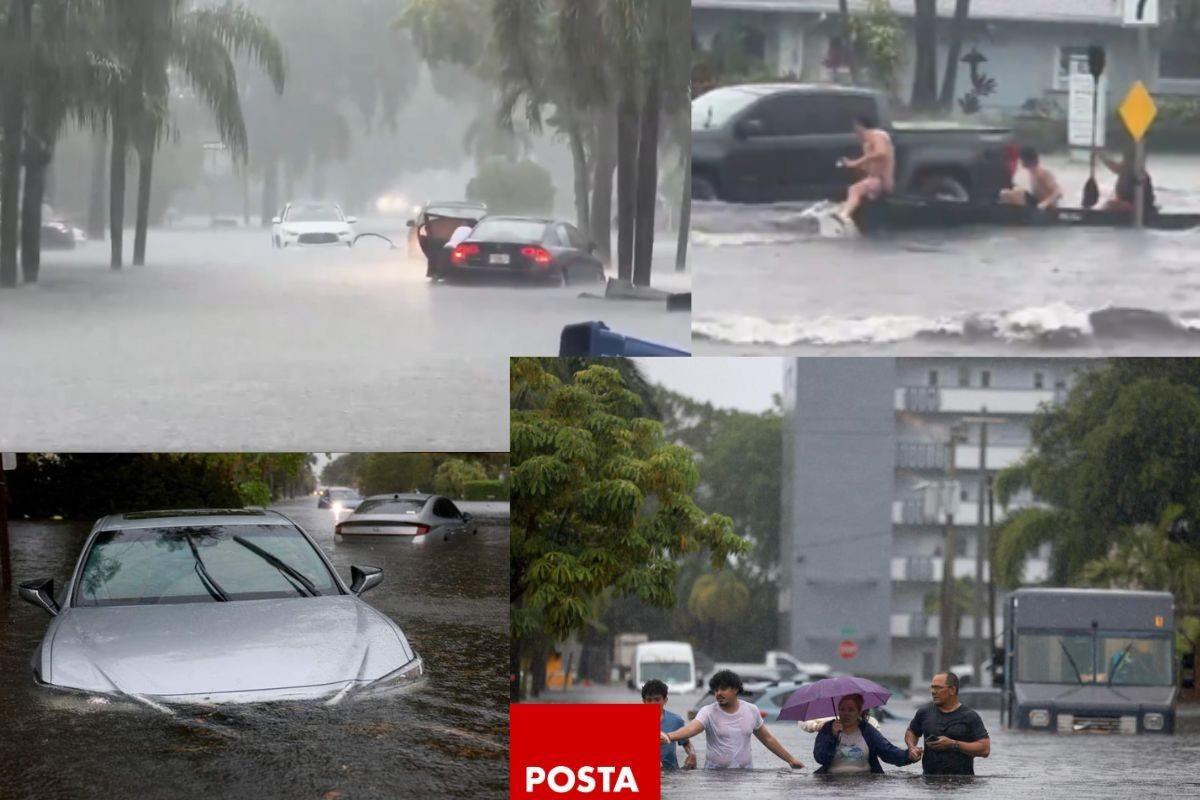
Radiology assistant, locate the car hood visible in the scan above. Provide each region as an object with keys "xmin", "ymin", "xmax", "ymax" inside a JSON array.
[
  {"xmin": 44, "ymin": 595, "xmax": 414, "ymax": 700},
  {"xmin": 280, "ymin": 220, "xmax": 350, "ymax": 233}
]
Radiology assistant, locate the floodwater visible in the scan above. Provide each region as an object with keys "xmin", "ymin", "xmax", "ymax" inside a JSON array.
[
  {"xmin": 0, "ymin": 219, "xmax": 689, "ymax": 451},
  {"xmin": 0, "ymin": 498, "xmax": 510, "ymax": 800},
  {"xmin": 528, "ymin": 685, "xmax": 1200, "ymax": 799},
  {"xmin": 691, "ymin": 154, "xmax": 1200, "ymax": 356}
]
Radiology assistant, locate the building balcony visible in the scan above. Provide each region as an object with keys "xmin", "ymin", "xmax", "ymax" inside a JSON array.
[
  {"xmin": 890, "ymin": 555, "xmax": 1049, "ymax": 584},
  {"xmin": 893, "ymin": 498, "xmax": 1011, "ymax": 526},
  {"xmin": 896, "ymin": 387, "xmax": 1065, "ymax": 415},
  {"xmin": 889, "ymin": 613, "xmax": 1010, "ymax": 639},
  {"xmin": 895, "ymin": 442, "xmax": 1029, "ymax": 472}
]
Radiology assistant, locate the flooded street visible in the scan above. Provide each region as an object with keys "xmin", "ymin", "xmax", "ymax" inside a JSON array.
[
  {"xmin": 692, "ymin": 154, "xmax": 1200, "ymax": 355},
  {"xmin": 0, "ymin": 221, "xmax": 688, "ymax": 451},
  {"xmin": 527, "ymin": 685, "xmax": 1200, "ymax": 799},
  {"xmin": 0, "ymin": 498, "xmax": 510, "ymax": 800}
]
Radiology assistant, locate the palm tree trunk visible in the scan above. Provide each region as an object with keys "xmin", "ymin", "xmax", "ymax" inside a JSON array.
[
  {"xmin": 676, "ymin": 153, "xmax": 690, "ymax": 273},
  {"xmin": 911, "ymin": 0, "xmax": 939, "ymax": 111},
  {"xmin": 19, "ymin": 147, "xmax": 47, "ymax": 284},
  {"xmin": 939, "ymin": 0, "xmax": 971, "ymax": 110},
  {"xmin": 567, "ymin": 116, "xmax": 591, "ymax": 239},
  {"xmin": 633, "ymin": 67, "xmax": 661, "ymax": 288},
  {"xmin": 589, "ymin": 109, "xmax": 616, "ymax": 264},
  {"xmin": 87, "ymin": 132, "xmax": 107, "ymax": 240},
  {"xmin": 615, "ymin": 89, "xmax": 638, "ymax": 282},
  {"xmin": 109, "ymin": 113, "xmax": 128, "ymax": 269},
  {"xmin": 133, "ymin": 146, "xmax": 153, "ymax": 266},
  {"xmin": 261, "ymin": 157, "xmax": 278, "ymax": 227},
  {"xmin": 0, "ymin": 64, "xmax": 23, "ymax": 287}
]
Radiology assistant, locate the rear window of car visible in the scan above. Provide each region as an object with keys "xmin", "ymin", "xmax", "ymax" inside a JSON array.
[
  {"xmin": 469, "ymin": 219, "xmax": 548, "ymax": 243},
  {"xmin": 75, "ymin": 524, "xmax": 339, "ymax": 606},
  {"xmin": 353, "ymin": 499, "xmax": 426, "ymax": 515},
  {"xmin": 425, "ymin": 205, "xmax": 485, "ymax": 219},
  {"xmin": 327, "ymin": 489, "xmax": 360, "ymax": 501}
]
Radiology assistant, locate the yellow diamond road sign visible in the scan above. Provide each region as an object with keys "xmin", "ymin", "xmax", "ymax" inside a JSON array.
[{"xmin": 1119, "ymin": 81, "xmax": 1157, "ymax": 142}]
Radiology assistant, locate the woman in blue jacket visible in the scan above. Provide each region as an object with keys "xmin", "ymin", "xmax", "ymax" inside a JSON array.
[{"xmin": 813, "ymin": 694, "xmax": 919, "ymax": 774}]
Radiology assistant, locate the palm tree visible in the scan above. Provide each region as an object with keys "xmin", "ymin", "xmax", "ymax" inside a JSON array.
[
  {"xmin": 911, "ymin": 0, "xmax": 938, "ymax": 111},
  {"xmin": 938, "ymin": 0, "xmax": 971, "ymax": 110},
  {"xmin": 0, "ymin": 0, "xmax": 32, "ymax": 289},
  {"xmin": 104, "ymin": 0, "xmax": 284, "ymax": 268}
]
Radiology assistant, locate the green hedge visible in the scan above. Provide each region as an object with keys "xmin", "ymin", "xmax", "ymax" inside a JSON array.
[{"xmin": 463, "ymin": 480, "xmax": 508, "ymax": 501}]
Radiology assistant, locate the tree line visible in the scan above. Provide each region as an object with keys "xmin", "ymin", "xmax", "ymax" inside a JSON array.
[{"xmin": 0, "ymin": 0, "xmax": 284, "ymax": 287}]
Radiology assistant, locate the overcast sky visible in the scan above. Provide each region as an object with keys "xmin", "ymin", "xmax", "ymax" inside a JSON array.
[{"xmin": 636, "ymin": 358, "xmax": 785, "ymax": 413}]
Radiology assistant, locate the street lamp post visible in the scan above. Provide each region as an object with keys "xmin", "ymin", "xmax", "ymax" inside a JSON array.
[{"xmin": 936, "ymin": 424, "xmax": 967, "ymax": 673}]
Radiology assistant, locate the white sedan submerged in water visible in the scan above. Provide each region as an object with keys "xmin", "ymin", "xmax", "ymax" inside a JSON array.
[
  {"xmin": 19, "ymin": 509, "xmax": 423, "ymax": 705},
  {"xmin": 272, "ymin": 202, "xmax": 357, "ymax": 248}
]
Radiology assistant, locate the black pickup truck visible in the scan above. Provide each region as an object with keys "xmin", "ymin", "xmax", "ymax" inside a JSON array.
[{"xmin": 691, "ymin": 83, "xmax": 1017, "ymax": 204}]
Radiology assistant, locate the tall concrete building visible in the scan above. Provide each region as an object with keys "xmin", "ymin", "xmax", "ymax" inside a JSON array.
[{"xmin": 781, "ymin": 357, "xmax": 1090, "ymax": 688}]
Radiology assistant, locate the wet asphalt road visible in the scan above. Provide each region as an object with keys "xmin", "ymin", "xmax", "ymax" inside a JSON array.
[
  {"xmin": 0, "ymin": 220, "xmax": 688, "ymax": 451},
  {"xmin": 527, "ymin": 684, "xmax": 1200, "ymax": 799},
  {"xmin": 692, "ymin": 154, "xmax": 1200, "ymax": 356},
  {"xmin": 0, "ymin": 498, "xmax": 509, "ymax": 800}
]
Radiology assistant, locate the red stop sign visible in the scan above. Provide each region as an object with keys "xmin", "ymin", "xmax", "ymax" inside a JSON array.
[{"xmin": 838, "ymin": 640, "xmax": 858, "ymax": 660}]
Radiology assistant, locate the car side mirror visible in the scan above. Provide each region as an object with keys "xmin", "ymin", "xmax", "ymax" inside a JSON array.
[
  {"xmin": 736, "ymin": 119, "xmax": 766, "ymax": 140},
  {"xmin": 461, "ymin": 512, "xmax": 473, "ymax": 523},
  {"xmin": 272, "ymin": 216, "xmax": 281, "ymax": 225},
  {"xmin": 346, "ymin": 216, "xmax": 358, "ymax": 224},
  {"xmin": 406, "ymin": 219, "xmax": 415, "ymax": 227},
  {"xmin": 19, "ymin": 578, "xmax": 59, "ymax": 616},
  {"xmin": 350, "ymin": 565, "xmax": 383, "ymax": 596}
]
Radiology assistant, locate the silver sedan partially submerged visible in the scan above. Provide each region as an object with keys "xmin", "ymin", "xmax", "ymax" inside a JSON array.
[{"xmin": 19, "ymin": 509, "xmax": 423, "ymax": 706}]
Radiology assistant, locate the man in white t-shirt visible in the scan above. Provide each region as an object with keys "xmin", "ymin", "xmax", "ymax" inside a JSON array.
[{"xmin": 661, "ymin": 670, "xmax": 805, "ymax": 770}]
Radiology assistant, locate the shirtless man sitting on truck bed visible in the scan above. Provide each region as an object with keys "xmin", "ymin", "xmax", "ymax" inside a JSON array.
[{"xmin": 834, "ymin": 115, "xmax": 896, "ymax": 226}]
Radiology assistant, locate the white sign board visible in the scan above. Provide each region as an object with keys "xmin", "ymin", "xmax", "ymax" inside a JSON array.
[
  {"xmin": 1124, "ymin": 0, "xmax": 1159, "ymax": 26},
  {"xmin": 1068, "ymin": 56, "xmax": 1107, "ymax": 149},
  {"xmin": 1, "ymin": 453, "xmax": 16, "ymax": 471}
]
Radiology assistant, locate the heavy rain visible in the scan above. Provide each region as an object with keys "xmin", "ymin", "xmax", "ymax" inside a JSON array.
[{"xmin": 0, "ymin": 0, "xmax": 691, "ymax": 450}]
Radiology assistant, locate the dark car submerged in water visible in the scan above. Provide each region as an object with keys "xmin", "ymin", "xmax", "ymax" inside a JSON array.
[
  {"xmin": 19, "ymin": 509, "xmax": 423, "ymax": 706},
  {"xmin": 442, "ymin": 216, "xmax": 605, "ymax": 285}
]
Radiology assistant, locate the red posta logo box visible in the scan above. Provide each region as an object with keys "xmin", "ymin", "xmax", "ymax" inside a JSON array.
[{"xmin": 510, "ymin": 704, "xmax": 661, "ymax": 798}]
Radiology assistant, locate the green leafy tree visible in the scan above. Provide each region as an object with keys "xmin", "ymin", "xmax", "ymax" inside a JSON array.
[
  {"xmin": 466, "ymin": 159, "xmax": 556, "ymax": 215},
  {"xmin": 510, "ymin": 358, "xmax": 747, "ymax": 700},
  {"xmin": 847, "ymin": 0, "xmax": 905, "ymax": 95},
  {"xmin": 435, "ymin": 458, "xmax": 489, "ymax": 498}
]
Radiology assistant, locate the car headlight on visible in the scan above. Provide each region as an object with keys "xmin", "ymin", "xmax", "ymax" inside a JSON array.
[
  {"xmin": 1143, "ymin": 712, "xmax": 1165, "ymax": 731},
  {"xmin": 1028, "ymin": 708, "xmax": 1051, "ymax": 728},
  {"xmin": 331, "ymin": 501, "xmax": 344, "ymax": 513}
]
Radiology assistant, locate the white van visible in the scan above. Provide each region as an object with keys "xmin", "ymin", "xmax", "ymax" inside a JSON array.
[{"xmin": 630, "ymin": 641, "xmax": 696, "ymax": 693}]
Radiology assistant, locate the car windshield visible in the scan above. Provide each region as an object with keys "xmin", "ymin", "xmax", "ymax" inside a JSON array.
[
  {"xmin": 353, "ymin": 499, "xmax": 426, "ymax": 515},
  {"xmin": 1100, "ymin": 636, "xmax": 1173, "ymax": 686},
  {"xmin": 286, "ymin": 204, "xmax": 341, "ymax": 222},
  {"xmin": 1017, "ymin": 633, "xmax": 1098, "ymax": 683},
  {"xmin": 75, "ymin": 524, "xmax": 338, "ymax": 606},
  {"xmin": 691, "ymin": 87, "xmax": 761, "ymax": 131},
  {"xmin": 328, "ymin": 489, "xmax": 360, "ymax": 501},
  {"xmin": 640, "ymin": 661, "xmax": 692, "ymax": 683},
  {"xmin": 469, "ymin": 219, "xmax": 547, "ymax": 243}
]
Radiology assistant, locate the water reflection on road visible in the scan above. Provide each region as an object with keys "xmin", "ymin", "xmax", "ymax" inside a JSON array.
[
  {"xmin": 0, "ymin": 498, "xmax": 509, "ymax": 799},
  {"xmin": 529, "ymin": 684, "xmax": 1200, "ymax": 799}
]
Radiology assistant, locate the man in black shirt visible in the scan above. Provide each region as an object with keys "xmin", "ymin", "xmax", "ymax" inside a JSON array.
[{"xmin": 904, "ymin": 671, "xmax": 991, "ymax": 775}]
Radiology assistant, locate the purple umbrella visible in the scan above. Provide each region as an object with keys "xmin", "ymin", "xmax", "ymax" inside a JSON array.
[{"xmin": 777, "ymin": 676, "xmax": 891, "ymax": 722}]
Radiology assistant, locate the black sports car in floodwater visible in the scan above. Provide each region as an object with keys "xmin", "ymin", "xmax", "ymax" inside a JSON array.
[{"xmin": 442, "ymin": 216, "xmax": 606, "ymax": 285}]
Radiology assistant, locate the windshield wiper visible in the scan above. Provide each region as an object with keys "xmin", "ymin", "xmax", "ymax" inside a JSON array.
[
  {"xmin": 1108, "ymin": 642, "xmax": 1136, "ymax": 685},
  {"xmin": 1058, "ymin": 638, "xmax": 1085, "ymax": 685},
  {"xmin": 232, "ymin": 535, "xmax": 319, "ymax": 597},
  {"xmin": 185, "ymin": 534, "xmax": 229, "ymax": 602}
]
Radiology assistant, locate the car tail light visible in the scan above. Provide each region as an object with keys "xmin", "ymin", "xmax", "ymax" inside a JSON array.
[
  {"xmin": 411, "ymin": 524, "xmax": 431, "ymax": 536},
  {"xmin": 335, "ymin": 524, "xmax": 343, "ymax": 536},
  {"xmin": 451, "ymin": 243, "xmax": 479, "ymax": 264},
  {"xmin": 1005, "ymin": 144, "xmax": 1019, "ymax": 178},
  {"xmin": 521, "ymin": 246, "xmax": 552, "ymax": 266}
]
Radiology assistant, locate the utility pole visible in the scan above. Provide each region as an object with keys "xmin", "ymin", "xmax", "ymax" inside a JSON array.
[
  {"xmin": 1134, "ymin": 24, "xmax": 1150, "ymax": 229},
  {"xmin": 987, "ymin": 474, "xmax": 997, "ymax": 687},
  {"xmin": 964, "ymin": 412, "xmax": 1004, "ymax": 685}
]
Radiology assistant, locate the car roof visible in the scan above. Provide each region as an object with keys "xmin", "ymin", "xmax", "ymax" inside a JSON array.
[
  {"xmin": 363, "ymin": 493, "xmax": 434, "ymax": 502},
  {"xmin": 477, "ymin": 215, "xmax": 557, "ymax": 224},
  {"xmin": 97, "ymin": 508, "xmax": 288, "ymax": 530},
  {"xmin": 713, "ymin": 83, "xmax": 876, "ymax": 98},
  {"xmin": 424, "ymin": 200, "xmax": 487, "ymax": 209}
]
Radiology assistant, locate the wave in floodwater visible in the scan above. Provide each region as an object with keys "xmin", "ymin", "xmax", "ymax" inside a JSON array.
[
  {"xmin": 692, "ymin": 200, "xmax": 855, "ymax": 246},
  {"xmin": 693, "ymin": 303, "xmax": 1200, "ymax": 347}
]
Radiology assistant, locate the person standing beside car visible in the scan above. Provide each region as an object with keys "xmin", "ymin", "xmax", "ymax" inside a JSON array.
[{"xmin": 904, "ymin": 671, "xmax": 991, "ymax": 775}]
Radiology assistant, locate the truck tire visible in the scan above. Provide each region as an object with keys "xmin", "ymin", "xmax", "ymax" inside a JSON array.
[
  {"xmin": 914, "ymin": 172, "xmax": 970, "ymax": 202},
  {"xmin": 692, "ymin": 175, "xmax": 718, "ymax": 201}
]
